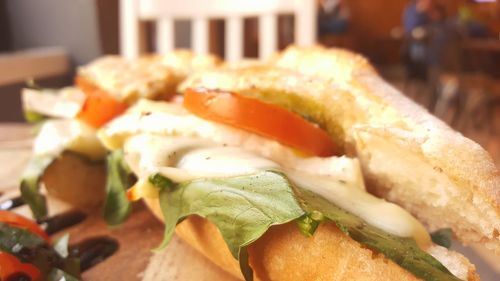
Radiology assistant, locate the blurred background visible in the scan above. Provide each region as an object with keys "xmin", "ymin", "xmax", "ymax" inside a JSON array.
[
  {"xmin": 0, "ymin": 0, "xmax": 499, "ymax": 279},
  {"xmin": 0, "ymin": 0, "xmax": 499, "ymax": 167}
]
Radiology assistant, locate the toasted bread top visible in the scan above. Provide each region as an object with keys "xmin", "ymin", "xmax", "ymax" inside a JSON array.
[{"xmin": 180, "ymin": 46, "xmax": 500, "ymax": 253}]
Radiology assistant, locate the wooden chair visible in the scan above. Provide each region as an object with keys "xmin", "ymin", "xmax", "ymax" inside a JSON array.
[{"xmin": 119, "ymin": 0, "xmax": 317, "ymax": 61}]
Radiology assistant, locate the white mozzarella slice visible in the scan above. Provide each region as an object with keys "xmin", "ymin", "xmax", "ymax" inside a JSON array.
[
  {"xmin": 34, "ymin": 119, "xmax": 106, "ymax": 161},
  {"xmin": 122, "ymin": 133, "xmax": 430, "ymax": 248}
]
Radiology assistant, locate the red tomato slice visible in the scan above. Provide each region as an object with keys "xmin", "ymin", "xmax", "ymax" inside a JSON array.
[
  {"xmin": 183, "ymin": 88, "xmax": 336, "ymax": 157},
  {"xmin": 0, "ymin": 211, "xmax": 50, "ymax": 243},
  {"xmin": 75, "ymin": 76, "xmax": 128, "ymax": 128},
  {"xmin": 0, "ymin": 251, "xmax": 41, "ymax": 281}
]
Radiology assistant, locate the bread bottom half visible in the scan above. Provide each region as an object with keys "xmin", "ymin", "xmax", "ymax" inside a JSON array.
[
  {"xmin": 144, "ymin": 198, "xmax": 479, "ymax": 281},
  {"xmin": 42, "ymin": 152, "xmax": 106, "ymax": 210}
]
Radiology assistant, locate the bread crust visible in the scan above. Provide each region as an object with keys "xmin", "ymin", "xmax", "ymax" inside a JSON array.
[
  {"xmin": 180, "ymin": 46, "xmax": 500, "ymax": 253},
  {"xmin": 271, "ymin": 46, "xmax": 500, "ymax": 252},
  {"xmin": 42, "ymin": 152, "xmax": 106, "ymax": 210},
  {"xmin": 144, "ymin": 198, "xmax": 479, "ymax": 281}
]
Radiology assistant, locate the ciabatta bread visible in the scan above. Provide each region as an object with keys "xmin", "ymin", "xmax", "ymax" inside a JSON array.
[
  {"xmin": 180, "ymin": 47, "xmax": 500, "ymax": 253},
  {"xmin": 144, "ymin": 198, "xmax": 479, "ymax": 281}
]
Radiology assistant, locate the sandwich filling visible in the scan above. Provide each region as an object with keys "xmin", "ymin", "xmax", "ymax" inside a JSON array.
[
  {"xmin": 99, "ymin": 97, "xmax": 464, "ymax": 281},
  {"xmin": 19, "ymin": 53, "xmax": 195, "ymax": 218}
]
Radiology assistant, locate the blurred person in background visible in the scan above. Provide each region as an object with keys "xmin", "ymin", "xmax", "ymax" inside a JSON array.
[
  {"xmin": 318, "ymin": 0, "xmax": 350, "ymax": 36},
  {"xmin": 402, "ymin": 0, "xmax": 434, "ymax": 80}
]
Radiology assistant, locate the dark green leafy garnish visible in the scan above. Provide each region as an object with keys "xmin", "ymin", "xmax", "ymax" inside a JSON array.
[
  {"xmin": 431, "ymin": 228, "xmax": 453, "ymax": 249},
  {"xmin": 295, "ymin": 187, "xmax": 461, "ymax": 281},
  {"xmin": 0, "ymin": 223, "xmax": 80, "ymax": 280},
  {"xmin": 145, "ymin": 170, "xmax": 462, "ymax": 281},
  {"xmin": 148, "ymin": 174, "xmax": 174, "ymax": 191},
  {"xmin": 103, "ymin": 150, "xmax": 136, "ymax": 226},
  {"xmin": 20, "ymin": 155, "xmax": 55, "ymax": 220},
  {"xmin": 154, "ymin": 171, "xmax": 305, "ymax": 281}
]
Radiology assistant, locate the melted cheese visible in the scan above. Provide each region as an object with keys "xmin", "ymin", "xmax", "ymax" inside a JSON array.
[
  {"xmin": 123, "ymin": 134, "xmax": 431, "ymax": 248},
  {"xmin": 100, "ymin": 100, "xmax": 366, "ymax": 190},
  {"xmin": 22, "ymin": 87, "xmax": 85, "ymax": 118},
  {"xmin": 287, "ymin": 171, "xmax": 430, "ymax": 248},
  {"xmin": 99, "ymin": 100, "xmax": 431, "ymax": 248},
  {"xmin": 34, "ymin": 119, "xmax": 106, "ymax": 161},
  {"xmin": 124, "ymin": 135, "xmax": 279, "ymax": 183}
]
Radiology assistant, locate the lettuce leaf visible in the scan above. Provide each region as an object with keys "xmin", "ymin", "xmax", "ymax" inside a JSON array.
[
  {"xmin": 20, "ymin": 154, "xmax": 56, "ymax": 220},
  {"xmin": 154, "ymin": 171, "xmax": 305, "ymax": 281},
  {"xmin": 103, "ymin": 150, "xmax": 136, "ymax": 225},
  {"xmin": 294, "ymin": 187, "xmax": 462, "ymax": 281}
]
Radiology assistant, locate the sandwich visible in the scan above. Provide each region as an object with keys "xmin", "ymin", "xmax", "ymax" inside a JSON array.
[
  {"xmin": 96, "ymin": 46, "xmax": 499, "ymax": 280},
  {"xmin": 20, "ymin": 51, "xmax": 221, "ymax": 220}
]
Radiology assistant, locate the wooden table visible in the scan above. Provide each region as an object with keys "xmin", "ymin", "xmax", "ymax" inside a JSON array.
[{"xmin": 0, "ymin": 123, "xmax": 498, "ymax": 281}]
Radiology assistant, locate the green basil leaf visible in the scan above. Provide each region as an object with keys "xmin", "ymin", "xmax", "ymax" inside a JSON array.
[
  {"xmin": 149, "ymin": 173, "xmax": 174, "ymax": 191},
  {"xmin": 294, "ymin": 187, "xmax": 461, "ymax": 281},
  {"xmin": 103, "ymin": 149, "xmax": 136, "ymax": 226},
  {"xmin": 431, "ymin": 228, "xmax": 453, "ymax": 249},
  {"xmin": 0, "ymin": 222, "xmax": 47, "ymax": 252},
  {"xmin": 20, "ymin": 154, "xmax": 55, "ymax": 220},
  {"xmin": 155, "ymin": 171, "xmax": 305, "ymax": 281}
]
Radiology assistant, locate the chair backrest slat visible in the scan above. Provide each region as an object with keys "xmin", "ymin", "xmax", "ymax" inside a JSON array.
[
  {"xmin": 225, "ymin": 16, "xmax": 243, "ymax": 62},
  {"xmin": 295, "ymin": 0, "xmax": 316, "ymax": 46},
  {"xmin": 120, "ymin": 0, "xmax": 140, "ymax": 59},
  {"xmin": 156, "ymin": 19, "xmax": 175, "ymax": 54},
  {"xmin": 192, "ymin": 18, "xmax": 209, "ymax": 55},
  {"xmin": 258, "ymin": 14, "xmax": 278, "ymax": 60},
  {"xmin": 121, "ymin": 0, "xmax": 316, "ymax": 60}
]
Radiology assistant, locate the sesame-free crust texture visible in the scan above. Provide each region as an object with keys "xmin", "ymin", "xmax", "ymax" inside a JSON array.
[
  {"xmin": 144, "ymin": 198, "xmax": 479, "ymax": 281},
  {"xmin": 180, "ymin": 46, "xmax": 500, "ymax": 254}
]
